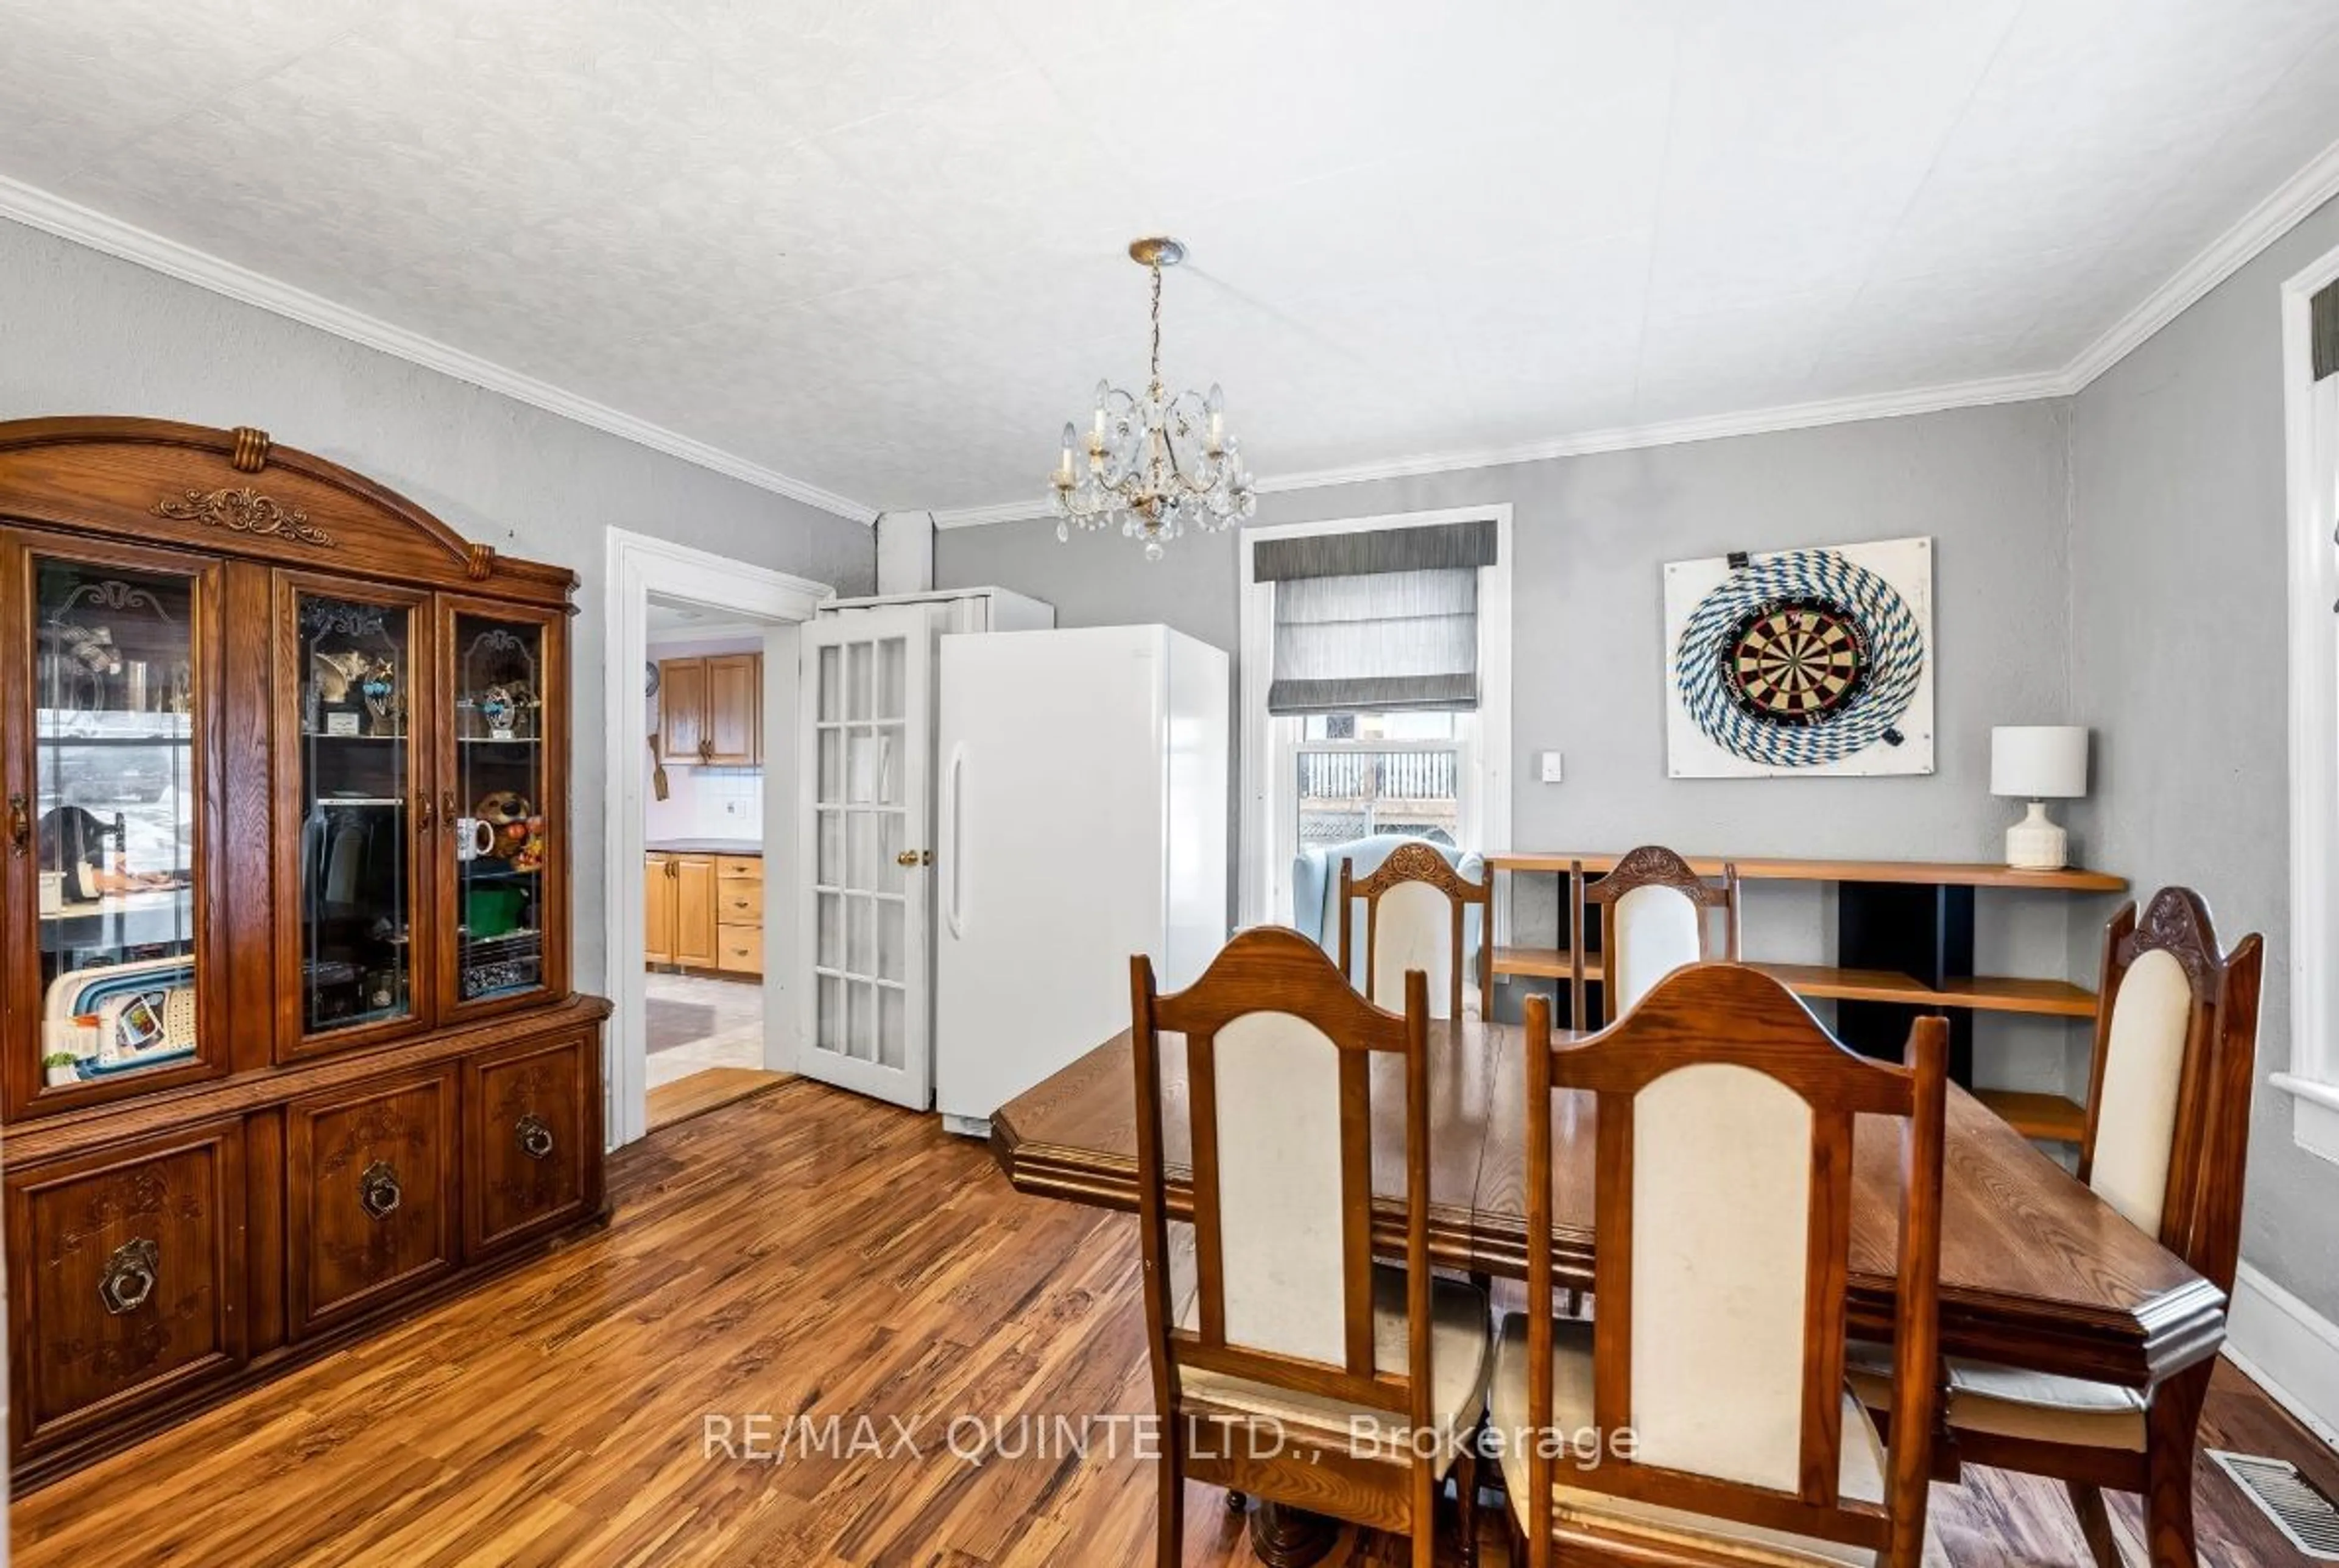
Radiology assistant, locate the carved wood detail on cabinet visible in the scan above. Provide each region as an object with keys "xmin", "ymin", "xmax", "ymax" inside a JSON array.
[
  {"xmin": 7, "ymin": 1123, "xmax": 246, "ymax": 1452},
  {"xmin": 288, "ymin": 1071, "xmax": 457, "ymax": 1335}
]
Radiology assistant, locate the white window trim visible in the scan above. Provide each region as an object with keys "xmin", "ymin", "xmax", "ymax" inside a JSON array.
[
  {"xmin": 2276, "ymin": 240, "xmax": 2339, "ymax": 1165},
  {"xmin": 1237, "ymin": 504, "xmax": 1514, "ymax": 930}
]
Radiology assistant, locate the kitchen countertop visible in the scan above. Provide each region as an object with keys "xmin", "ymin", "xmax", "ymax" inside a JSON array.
[{"xmin": 644, "ymin": 838, "xmax": 764, "ymax": 856}]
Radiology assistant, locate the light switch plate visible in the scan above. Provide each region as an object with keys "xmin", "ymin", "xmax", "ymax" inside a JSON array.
[{"xmin": 1539, "ymin": 750, "xmax": 1564, "ymax": 783}]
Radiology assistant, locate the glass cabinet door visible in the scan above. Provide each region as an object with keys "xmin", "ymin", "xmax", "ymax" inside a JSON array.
[
  {"xmin": 282, "ymin": 582, "xmax": 426, "ymax": 1049},
  {"xmin": 17, "ymin": 544, "xmax": 213, "ymax": 1100},
  {"xmin": 443, "ymin": 605, "xmax": 557, "ymax": 1014}
]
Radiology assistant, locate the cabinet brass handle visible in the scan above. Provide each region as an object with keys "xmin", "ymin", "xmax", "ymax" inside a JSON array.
[
  {"xmin": 417, "ymin": 793, "xmax": 437, "ymax": 835},
  {"xmin": 358, "ymin": 1160, "xmax": 403, "ymax": 1220},
  {"xmin": 515, "ymin": 1113, "xmax": 555, "ymax": 1162},
  {"xmin": 98, "ymin": 1237, "xmax": 159, "ymax": 1316},
  {"xmin": 441, "ymin": 790, "xmax": 457, "ymax": 835},
  {"xmin": 5, "ymin": 793, "xmax": 27, "ymax": 858},
  {"xmin": 698, "ymin": 737, "xmax": 714, "ymax": 762}
]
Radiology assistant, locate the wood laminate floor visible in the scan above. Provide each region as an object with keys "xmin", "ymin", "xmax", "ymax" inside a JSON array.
[{"xmin": 13, "ymin": 1082, "xmax": 2336, "ymax": 1567}]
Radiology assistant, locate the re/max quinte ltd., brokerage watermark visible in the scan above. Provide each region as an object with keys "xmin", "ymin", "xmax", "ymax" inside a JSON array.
[{"xmin": 702, "ymin": 1413, "xmax": 1637, "ymax": 1471}]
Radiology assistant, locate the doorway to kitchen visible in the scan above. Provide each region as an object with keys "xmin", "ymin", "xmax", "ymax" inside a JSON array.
[
  {"xmin": 602, "ymin": 529, "xmax": 830, "ymax": 1148},
  {"xmin": 643, "ymin": 602, "xmax": 775, "ymax": 1129}
]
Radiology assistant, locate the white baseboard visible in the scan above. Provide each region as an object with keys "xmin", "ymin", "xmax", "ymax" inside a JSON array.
[{"xmin": 2225, "ymin": 1259, "xmax": 2339, "ymax": 1449}]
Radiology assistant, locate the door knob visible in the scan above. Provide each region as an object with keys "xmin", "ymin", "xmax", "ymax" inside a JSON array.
[
  {"xmin": 358, "ymin": 1160, "xmax": 403, "ymax": 1220},
  {"xmin": 896, "ymin": 849, "xmax": 920, "ymax": 867}
]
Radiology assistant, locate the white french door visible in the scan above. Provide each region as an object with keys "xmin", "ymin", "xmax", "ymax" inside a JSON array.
[{"xmin": 797, "ymin": 606, "xmax": 931, "ymax": 1108}]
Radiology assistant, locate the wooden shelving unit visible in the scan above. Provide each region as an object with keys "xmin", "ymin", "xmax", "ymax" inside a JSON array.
[
  {"xmin": 1489, "ymin": 950, "xmax": 2100, "ymax": 1019},
  {"xmin": 1972, "ymin": 1089, "xmax": 2090, "ymax": 1143},
  {"xmin": 1489, "ymin": 852, "xmax": 2125, "ymax": 1145}
]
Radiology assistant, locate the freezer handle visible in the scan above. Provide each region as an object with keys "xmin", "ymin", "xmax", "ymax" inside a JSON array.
[{"xmin": 943, "ymin": 742, "xmax": 967, "ymax": 940}]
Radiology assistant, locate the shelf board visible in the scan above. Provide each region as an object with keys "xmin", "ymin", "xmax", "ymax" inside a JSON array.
[
  {"xmin": 1490, "ymin": 946, "xmax": 1593, "ymax": 980},
  {"xmin": 1742, "ymin": 962, "xmax": 1933, "ymax": 1005},
  {"xmin": 1486, "ymin": 852, "xmax": 2125, "ymax": 893},
  {"xmin": 1488, "ymin": 952, "xmax": 2099, "ymax": 1019},
  {"xmin": 1934, "ymin": 975, "xmax": 2100, "ymax": 1019},
  {"xmin": 1974, "ymin": 1089, "xmax": 2087, "ymax": 1143}
]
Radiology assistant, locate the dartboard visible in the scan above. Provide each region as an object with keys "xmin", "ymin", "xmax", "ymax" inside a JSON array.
[
  {"xmin": 1718, "ymin": 597, "xmax": 1870, "ymax": 727},
  {"xmin": 1670, "ymin": 546, "xmax": 1928, "ymax": 771}
]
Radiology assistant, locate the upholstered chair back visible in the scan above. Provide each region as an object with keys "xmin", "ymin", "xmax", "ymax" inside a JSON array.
[
  {"xmin": 1520, "ymin": 967, "xmax": 1948, "ymax": 1567},
  {"xmin": 1131, "ymin": 928, "xmax": 1434, "ymax": 1405},
  {"xmin": 1575, "ymin": 846, "xmax": 1741, "ymax": 1028},
  {"xmin": 1294, "ymin": 834, "xmax": 1487, "ymax": 989},
  {"xmin": 1339, "ymin": 841, "xmax": 1494, "ymax": 1021},
  {"xmin": 1608, "ymin": 885, "xmax": 1702, "ymax": 1019},
  {"xmin": 2078, "ymin": 890, "xmax": 2263, "ymax": 1291}
]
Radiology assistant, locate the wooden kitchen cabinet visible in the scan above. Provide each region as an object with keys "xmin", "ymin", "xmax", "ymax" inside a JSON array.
[
  {"xmin": 658, "ymin": 652, "xmax": 759, "ymax": 766},
  {"xmin": 707, "ymin": 653, "xmax": 760, "ymax": 765},
  {"xmin": 673, "ymin": 856, "xmax": 719, "ymax": 967},
  {"xmin": 644, "ymin": 851, "xmax": 760, "ymax": 976},
  {"xmin": 644, "ymin": 853, "xmax": 676, "ymax": 964},
  {"xmin": 658, "ymin": 657, "xmax": 708, "ymax": 765}
]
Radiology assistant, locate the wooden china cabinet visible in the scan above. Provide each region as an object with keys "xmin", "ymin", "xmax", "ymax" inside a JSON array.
[{"xmin": 0, "ymin": 418, "xmax": 609, "ymax": 1486}]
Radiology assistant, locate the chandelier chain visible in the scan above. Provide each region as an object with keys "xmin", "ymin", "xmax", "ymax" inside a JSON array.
[{"xmin": 1148, "ymin": 261, "xmax": 1164, "ymax": 394}]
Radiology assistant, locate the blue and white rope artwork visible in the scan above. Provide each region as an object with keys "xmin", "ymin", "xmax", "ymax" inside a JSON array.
[{"xmin": 1670, "ymin": 546, "xmax": 1928, "ymax": 771}]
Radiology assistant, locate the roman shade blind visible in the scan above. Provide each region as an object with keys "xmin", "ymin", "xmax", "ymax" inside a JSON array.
[
  {"xmin": 1255, "ymin": 519, "xmax": 1498, "ymax": 715},
  {"xmin": 2316, "ymin": 278, "xmax": 2339, "ymax": 380}
]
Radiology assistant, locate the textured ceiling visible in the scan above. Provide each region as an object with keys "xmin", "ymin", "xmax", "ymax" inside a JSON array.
[{"xmin": 7, "ymin": 1, "xmax": 2339, "ymax": 515}]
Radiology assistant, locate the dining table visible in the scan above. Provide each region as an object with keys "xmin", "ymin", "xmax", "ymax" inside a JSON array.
[{"xmin": 988, "ymin": 1016, "xmax": 2229, "ymax": 1567}]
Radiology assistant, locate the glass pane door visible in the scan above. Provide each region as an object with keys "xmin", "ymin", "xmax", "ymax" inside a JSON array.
[
  {"xmin": 799, "ymin": 605, "xmax": 930, "ymax": 1109},
  {"xmin": 30, "ymin": 554, "xmax": 202, "ymax": 1091},
  {"xmin": 293, "ymin": 591, "xmax": 418, "ymax": 1037},
  {"xmin": 449, "ymin": 610, "xmax": 548, "ymax": 1007}
]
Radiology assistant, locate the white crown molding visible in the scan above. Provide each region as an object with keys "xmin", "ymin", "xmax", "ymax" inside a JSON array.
[
  {"xmin": 0, "ymin": 174, "xmax": 878, "ymax": 526},
  {"xmin": 929, "ymin": 369, "xmax": 2069, "ymax": 528},
  {"xmin": 20, "ymin": 120, "xmax": 2339, "ymax": 535},
  {"xmin": 933, "ymin": 133, "xmax": 2339, "ymax": 531},
  {"xmin": 2063, "ymin": 132, "xmax": 2339, "ymax": 392}
]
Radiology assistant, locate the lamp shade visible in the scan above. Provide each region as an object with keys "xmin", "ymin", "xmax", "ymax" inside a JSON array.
[{"xmin": 1991, "ymin": 726, "xmax": 2088, "ymax": 799}]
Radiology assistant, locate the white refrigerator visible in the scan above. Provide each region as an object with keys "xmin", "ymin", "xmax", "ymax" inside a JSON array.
[{"xmin": 935, "ymin": 626, "xmax": 1229, "ymax": 1137}]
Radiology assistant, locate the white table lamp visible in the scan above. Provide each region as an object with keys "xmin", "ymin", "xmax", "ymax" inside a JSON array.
[{"xmin": 1991, "ymin": 726, "xmax": 2089, "ymax": 871}]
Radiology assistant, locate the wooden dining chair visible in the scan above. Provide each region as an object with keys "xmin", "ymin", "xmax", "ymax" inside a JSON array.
[
  {"xmin": 1339, "ymin": 839, "xmax": 1494, "ymax": 1020},
  {"xmin": 1854, "ymin": 888, "xmax": 2263, "ymax": 1568},
  {"xmin": 1573, "ymin": 845, "xmax": 1741, "ymax": 1028},
  {"xmin": 1495, "ymin": 964, "xmax": 1949, "ymax": 1568},
  {"xmin": 1130, "ymin": 927, "xmax": 1495, "ymax": 1568}
]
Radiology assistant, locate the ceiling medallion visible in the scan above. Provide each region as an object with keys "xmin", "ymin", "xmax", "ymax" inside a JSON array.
[{"xmin": 1051, "ymin": 237, "xmax": 1256, "ymax": 560}]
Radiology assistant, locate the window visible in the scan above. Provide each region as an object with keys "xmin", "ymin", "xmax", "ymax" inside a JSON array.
[
  {"xmin": 2277, "ymin": 249, "xmax": 2339, "ymax": 1163},
  {"xmin": 1289, "ymin": 710, "xmax": 1469, "ymax": 852},
  {"xmin": 1239, "ymin": 508, "xmax": 1512, "ymax": 927}
]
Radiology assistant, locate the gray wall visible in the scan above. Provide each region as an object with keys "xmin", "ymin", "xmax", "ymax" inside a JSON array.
[
  {"xmin": 0, "ymin": 217, "xmax": 876, "ymax": 996},
  {"xmin": 937, "ymin": 401, "xmax": 2088, "ymax": 1092},
  {"xmin": 2068, "ymin": 197, "xmax": 2339, "ymax": 1317}
]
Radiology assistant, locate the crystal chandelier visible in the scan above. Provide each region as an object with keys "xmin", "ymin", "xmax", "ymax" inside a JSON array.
[{"xmin": 1052, "ymin": 238, "xmax": 1257, "ymax": 560}]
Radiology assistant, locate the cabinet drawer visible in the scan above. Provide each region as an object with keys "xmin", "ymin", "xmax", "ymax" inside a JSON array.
[
  {"xmin": 716, "ymin": 885, "xmax": 763, "ymax": 925},
  {"xmin": 465, "ymin": 1032, "xmax": 597, "ymax": 1255},
  {"xmin": 716, "ymin": 855, "xmax": 763, "ymax": 882},
  {"xmin": 9, "ymin": 1121, "xmax": 247, "ymax": 1451},
  {"xmin": 715, "ymin": 926, "xmax": 764, "ymax": 974},
  {"xmin": 288, "ymin": 1071, "xmax": 457, "ymax": 1337}
]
